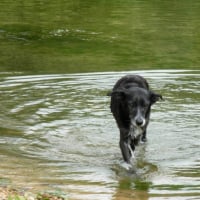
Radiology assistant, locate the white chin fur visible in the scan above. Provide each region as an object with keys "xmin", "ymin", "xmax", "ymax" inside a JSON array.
[
  {"xmin": 134, "ymin": 127, "xmax": 143, "ymax": 138},
  {"xmin": 130, "ymin": 119, "xmax": 145, "ymax": 139}
]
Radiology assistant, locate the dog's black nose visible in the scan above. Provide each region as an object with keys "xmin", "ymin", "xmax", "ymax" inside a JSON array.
[{"xmin": 136, "ymin": 118, "xmax": 143, "ymax": 126}]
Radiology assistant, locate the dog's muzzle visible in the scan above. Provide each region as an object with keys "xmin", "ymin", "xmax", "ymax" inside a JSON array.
[
  {"xmin": 136, "ymin": 117, "xmax": 146, "ymax": 127},
  {"xmin": 131, "ymin": 117, "xmax": 146, "ymax": 128},
  {"xmin": 130, "ymin": 118, "xmax": 145, "ymax": 139}
]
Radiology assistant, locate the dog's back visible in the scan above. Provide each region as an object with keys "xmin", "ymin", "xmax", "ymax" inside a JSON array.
[{"xmin": 112, "ymin": 75, "xmax": 149, "ymax": 91}]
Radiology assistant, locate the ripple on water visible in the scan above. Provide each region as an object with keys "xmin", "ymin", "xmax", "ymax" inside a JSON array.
[{"xmin": 0, "ymin": 70, "xmax": 199, "ymax": 199}]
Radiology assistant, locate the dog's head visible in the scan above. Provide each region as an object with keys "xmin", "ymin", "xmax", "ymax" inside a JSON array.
[{"xmin": 111, "ymin": 88, "xmax": 162, "ymax": 128}]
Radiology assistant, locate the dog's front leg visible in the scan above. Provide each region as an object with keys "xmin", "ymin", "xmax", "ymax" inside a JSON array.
[
  {"xmin": 119, "ymin": 128, "xmax": 132, "ymax": 163},
  {"xmin": 120, "ymin": 139, "xmax": 131, "ymax": 163},
  {"xmin": 141, "ymin": 130, "xmax": 147, "ymax": 142}
]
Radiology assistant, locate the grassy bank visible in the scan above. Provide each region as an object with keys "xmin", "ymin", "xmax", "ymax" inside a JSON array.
[{"xmin": 0, "ymin": 187, "xmax": 68, "ymax": 200}]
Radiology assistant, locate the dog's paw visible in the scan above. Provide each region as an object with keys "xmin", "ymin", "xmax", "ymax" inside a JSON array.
[
  {"xmin": 121, "ymin": 162, "xmax": 133, "ymax": 170},
  {"xmin": 141, "ymin": 137, "xmax": 147, "ymax": 143}
]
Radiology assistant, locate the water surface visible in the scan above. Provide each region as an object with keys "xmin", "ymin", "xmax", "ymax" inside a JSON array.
[
  {"xmin": 0, "ymin": 70, "xmax": 199, "ymax": 199},
  {"xmin": 1, "ymin": 0, "xmax": 200, "ymax": 73}
]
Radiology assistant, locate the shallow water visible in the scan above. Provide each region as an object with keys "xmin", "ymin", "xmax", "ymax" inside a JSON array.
[{"xmin": 0, "ymin": 70, "xmax": 199, "ymax": 199}]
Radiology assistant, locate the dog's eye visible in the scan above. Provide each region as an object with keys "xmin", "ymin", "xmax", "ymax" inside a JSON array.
[
  {"xmin": 128, "ymin": 101, "xmax": 136, "ymax": 107},
  {"xmin": 128, "ymin": 103, "xmax": 135, "ymax": 109},
  {"xmin": 143, "ymin": 105, "xmax": 149, "ymax": 110},
  {"xmin": 131, "ymin": 103, "xmax": 136, "ymax": 107}
]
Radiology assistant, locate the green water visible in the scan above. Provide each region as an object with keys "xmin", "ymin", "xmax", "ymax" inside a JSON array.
[
  {"xmin": 0, "ymin": 0, "xmax": 200, "ymax": 73},
  {"xmin": 0, "ymin": 1, "xmax": 200, "ymax": 200}
]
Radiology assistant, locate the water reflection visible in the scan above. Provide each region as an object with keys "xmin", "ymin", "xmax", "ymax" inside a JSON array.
[
  {"xmin": 0, "ymin": 70, "xmax": 200, "ymax": 199},
  {"xmin": 113, "ymin": 178, "xmax": 150, "ymax": 200}
]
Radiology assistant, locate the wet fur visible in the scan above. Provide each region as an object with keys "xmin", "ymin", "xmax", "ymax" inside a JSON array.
[{"xmin": 108, "ymin": 75, "xmax": 162, "ymax": 164}]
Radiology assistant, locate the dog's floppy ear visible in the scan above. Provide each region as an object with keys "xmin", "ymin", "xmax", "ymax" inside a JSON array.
[
  {"xmin": 110, "ymin": 89, "xmax": 128, "ymax": 100},
  {"xmin": 150, "ymin": 91, "xmax": 163, "ymax": 104}
]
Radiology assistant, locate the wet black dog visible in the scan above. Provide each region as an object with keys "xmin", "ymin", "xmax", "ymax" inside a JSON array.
[{"xmin": 108, "ymin": 75, "xmax": 162, "ymax": 164}]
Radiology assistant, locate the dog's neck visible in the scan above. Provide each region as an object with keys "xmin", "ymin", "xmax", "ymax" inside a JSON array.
[{"xmin": 129, "ymin": 124, "xmax": 143, "ymax": 139}]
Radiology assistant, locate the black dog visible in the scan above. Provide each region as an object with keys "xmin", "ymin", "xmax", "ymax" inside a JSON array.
[{"xmin": 108, "ymin": 75, "xmax": 162, "ymax": 164}]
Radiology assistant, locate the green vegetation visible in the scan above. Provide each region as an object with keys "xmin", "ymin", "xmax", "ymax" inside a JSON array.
[
  {"xmin": 0, "ymin": 187, "xmax": 68, "ymax": 200},
  {"xmin": 6, "ymin": 191, "xmax": 67, "ymax": 200},
  {"xmin": 0, "ymin": 0, "xmax": 200, "ymax": 74}
]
